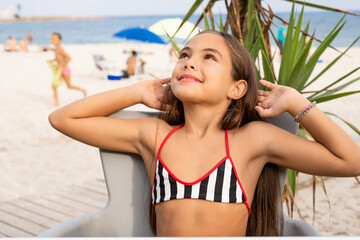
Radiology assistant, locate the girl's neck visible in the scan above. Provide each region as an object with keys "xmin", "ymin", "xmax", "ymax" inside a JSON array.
[{"xmin": 182, "ymin": 103, "xmax": 227, "ymax": 138}]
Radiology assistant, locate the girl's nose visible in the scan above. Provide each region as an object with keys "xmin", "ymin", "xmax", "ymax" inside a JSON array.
[{"xmin": 184, "ymin": 60, "xmax": 196, "ymax": 70}]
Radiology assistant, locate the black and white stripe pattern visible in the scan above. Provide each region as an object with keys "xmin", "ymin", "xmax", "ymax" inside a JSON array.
[{"xmin": 152, "ymin": 158, "xmax": 246, "ymax": 205}]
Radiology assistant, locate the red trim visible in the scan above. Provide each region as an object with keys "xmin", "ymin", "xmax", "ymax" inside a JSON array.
[
  {"xmin": 156, "ymin": 124, "xmax": 184, "ymax": 159},
  {"xmin": 159, "ymin": 155, "xmax": 229, "ymax": 186},
  {"xmin": 225, "ymin": 129, "xmax": 230, "ymax": 156},
  {"xmin": 229, "ymin": 156, "xmax": 251, "ymax": 216},
  {"xmin": 157, "ymin": 124, "xmax": 230, "ymax": 186},
  {"xmin": 153, "ymin": 123, "xmax": 184, "ymax": 206}
]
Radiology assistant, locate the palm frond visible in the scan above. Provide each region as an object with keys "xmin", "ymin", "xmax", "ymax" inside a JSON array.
[{"xmin": 283, "ymin": 0, "xmax": 360, "ymax": 17}]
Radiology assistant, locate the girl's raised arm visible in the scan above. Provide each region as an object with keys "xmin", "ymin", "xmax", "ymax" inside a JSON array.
[
  {"xmin": 49, "ymin": 78, "xmax": 171, "ymax": 155},
  {"xmin": 255, "ymin": 80, "xmax": 360, "ymax": 177}
]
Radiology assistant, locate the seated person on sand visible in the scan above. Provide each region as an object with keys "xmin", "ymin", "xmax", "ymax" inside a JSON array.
[
  {"xmin": 19, "ymin": 37, "xmax": 29, "ymax": 52},
  {"xmin": 4, "ymin": 36, "xmax": 17, "ymax": 52},
  {"xmin": 122, "ymin": 50, "xmax": 146, "ymax": 78},
  {"xmin": 47, "ymin": 32, "xmax": 86, "ymax": 106}
]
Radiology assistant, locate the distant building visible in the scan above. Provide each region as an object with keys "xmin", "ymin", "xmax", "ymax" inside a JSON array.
[{"xmin": 0, "ymin": 6, "xmax": 16, "ymax": 20}]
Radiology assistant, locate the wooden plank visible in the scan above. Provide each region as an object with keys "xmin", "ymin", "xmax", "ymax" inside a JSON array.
[
  {"xmin": 68, "ymin": 185, "xmax": 108, "ymax": 201},
  {"xmin": 0, "ymin": 220, "xmax": 33, "ymax": 237},
  {"xmin": 92, "ymin": 179, "xmax": 107, "ymax": 188},
  {"xmin": 0, "ymin": 210, "xmax": 46, "ymax": 235},
  {"xmin": 56, "ymin": 189, "xmax": 106, "ymax": 209},
  {"xmin": 0, "ymin": 202, "xmax": 59, "ymax": 229},
  {"xmin": 8, "ymin": 199, "xmax": 70, "ymax": 223},
  {"xmin": 44, "ymin": 194, "xmax": 99, "ymax": 213},
  {"xmin": 74, "ymin": 182, "xmax": 108, "ymax": 195},
  {"xmin": 24, "ymin": 196, "xmax": 84, "ymax": 217}
]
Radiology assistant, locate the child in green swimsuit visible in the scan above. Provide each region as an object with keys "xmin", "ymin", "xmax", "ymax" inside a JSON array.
[{"xmin": 48, "ymin": 32, "xmax": 86, "ymax": 106}]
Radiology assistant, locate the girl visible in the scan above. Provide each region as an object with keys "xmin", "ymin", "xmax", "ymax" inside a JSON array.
[{"xmin": 49, "ymin": 30, "xmax": 360, "ymax": 236}]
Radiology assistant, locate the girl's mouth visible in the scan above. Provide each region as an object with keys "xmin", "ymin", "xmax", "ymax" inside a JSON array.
[{"xmin": 179, "ymin": 74, "xmax": 203, "ymax": 83}]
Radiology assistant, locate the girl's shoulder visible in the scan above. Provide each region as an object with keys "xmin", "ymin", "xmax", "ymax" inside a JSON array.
[
  {"xmin": 137, "ymin": 117, "xmax": 175, "ymax": 145},
  {"xmin": 227, "ymin": 120, "xmax": 279, "ymax": 142}
]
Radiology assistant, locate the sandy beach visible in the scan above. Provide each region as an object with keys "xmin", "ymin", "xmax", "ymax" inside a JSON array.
[{"xmin": 0, "ymin": 43, "xmax": 359, "ymax": 236}]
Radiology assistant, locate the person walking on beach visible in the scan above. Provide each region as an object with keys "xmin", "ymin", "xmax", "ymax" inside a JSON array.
[
  {"xmin": 47, "ymin": 32, "xmax": 86, "ymax": 106},
  {"xmin": 277, "ymin": 22, "xmax": 287, "ymax": 58}
]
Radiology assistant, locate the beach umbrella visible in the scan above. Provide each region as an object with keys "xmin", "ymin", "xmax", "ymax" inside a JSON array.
[
  {"xmin": 113, "ymin": 27, "xmax": 165, "ymax": 44},
  {"xmin": 149, "ymin": 18, "xmax": 201, "ymax": 40}
]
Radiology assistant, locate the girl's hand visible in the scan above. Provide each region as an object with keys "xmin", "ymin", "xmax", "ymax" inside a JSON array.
[
  {"xmin": 136, "ymin": 78, "xmax": 172, "ymax": 111},
  {"xmin": 255, "ymin": 79, "xmax": 307, "ymax": 118}
]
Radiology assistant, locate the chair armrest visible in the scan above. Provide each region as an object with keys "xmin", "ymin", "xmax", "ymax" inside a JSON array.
[
  {"xmin": 37, "ymin": 214, "xmax": 94, "ymax": 237},
  {"xmin": 282, "ymin": 214, "xmax": 321, "ymax": 236}
]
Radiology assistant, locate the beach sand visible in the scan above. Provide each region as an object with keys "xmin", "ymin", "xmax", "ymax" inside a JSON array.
[{"xmin": 0, "ymin": 43, "xmax": 359, "ymax": 236}]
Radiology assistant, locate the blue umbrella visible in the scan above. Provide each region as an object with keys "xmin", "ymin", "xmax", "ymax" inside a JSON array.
[{"xmin": 113, "ymin": 27, "xmax": 165, "ymax": 44}]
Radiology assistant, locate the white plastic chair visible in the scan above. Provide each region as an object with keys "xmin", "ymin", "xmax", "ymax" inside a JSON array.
[{"xmin": 38, "ymin": 110, "xmax": 321, "ymax": 237}]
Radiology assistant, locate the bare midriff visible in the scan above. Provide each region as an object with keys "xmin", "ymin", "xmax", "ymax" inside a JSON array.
[
  {"xmin": 55, "ymin": 49, "xmax": 68, "ymax": 69},
  {"xmin": 155, "ymin": 199, "xmax": 249, "ymax": 236}
]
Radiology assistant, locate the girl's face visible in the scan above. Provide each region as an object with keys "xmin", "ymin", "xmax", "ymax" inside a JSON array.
[{"xmin": 171, "ymin": 32, "xmax": 239, "ymax": 106}]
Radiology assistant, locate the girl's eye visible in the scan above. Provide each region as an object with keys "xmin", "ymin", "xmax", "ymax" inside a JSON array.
[
  {"xmin": 178, "ymin": 52, "xmax": 189, "ymax": 59},
  {"xmin": 204, "ymin": 54, "xmax": 216, "ymax": 61}
]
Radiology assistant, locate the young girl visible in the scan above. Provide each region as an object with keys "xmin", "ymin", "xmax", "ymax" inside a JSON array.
[{"xmin": 49, "ymin": 30, "xmax": 360, "ymax": 236}]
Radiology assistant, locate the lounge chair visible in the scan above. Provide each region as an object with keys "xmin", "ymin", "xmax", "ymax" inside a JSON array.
[
  {"xmin": 93, "ymin": 54, "xmax": 120, "ymax": 79},
  {"xmin": 38, "ymin": 110, "xmax": 321, "ymax": 237},
  {"xmin": 93, "ymin": 55, "xmax": 110, "ymax": 72}
]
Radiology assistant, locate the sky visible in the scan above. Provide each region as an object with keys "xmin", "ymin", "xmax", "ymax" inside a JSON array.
[{"xmin": 0, "ymin": 0, "xmax": 359, "ymax": 17}]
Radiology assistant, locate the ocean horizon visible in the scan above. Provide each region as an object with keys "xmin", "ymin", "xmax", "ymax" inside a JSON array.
[{"xmin": 1, "ymin": 11, "xmax": 360, "ymax": 47}]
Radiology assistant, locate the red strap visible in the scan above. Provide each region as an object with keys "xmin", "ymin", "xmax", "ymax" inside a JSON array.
[
  {"xmin": 225, "ymin": 129, "xmax": 230, "ymax": 157},
  {"xmin": 157, "ymin": 123, "xmax": 184, "ymax": 159}
]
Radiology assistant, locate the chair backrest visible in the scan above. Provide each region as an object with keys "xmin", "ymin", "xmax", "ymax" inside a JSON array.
[
  {"xmin": 99, "ymin": 110, "xmax": 298, "ymax": 236},
  {"xmin": 98, "ymin": 110, "xmax": 156, "ymax": 236}
]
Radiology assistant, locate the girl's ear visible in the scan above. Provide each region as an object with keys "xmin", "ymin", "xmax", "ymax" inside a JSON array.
[{"xmin": 228, "ymin": 80, "xmax": 248, "ymax": 100}]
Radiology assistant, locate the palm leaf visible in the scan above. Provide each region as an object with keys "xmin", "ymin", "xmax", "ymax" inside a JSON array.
[
  {"xmin": 310, "ymin": 91, "xmax": 360, "ymax": 104},
  {"xmin": 283, "ymin": 0, "xmax": 360, "ymax": 17},
  {"xmin": 261, "ymin": 50, "xmax": 276, "ymax": 83},
  {"xmin": 317, "ymin": 176, "xmax": 332, "ymax": 224},
  {"xmin": 244, "ymin": 14, "xmax": 256, "ymax": 51},
  {"xmin": 164, "ymin": 28, "xmax": 181, "ymax": 53},
  {"xmin": 298, "ymin": 18, "xmax": 346, "ymax": 91},
  {"xmin": 289, "ymin": 5, "xmax": 305, "ymax": 71},
  {"xmin": 249, "ymin": 37, "xmax": 261, "ymax": 61},
  {"xmin": 253, "ymin": 8, "xmax": 271, "ymax": 61},
  {"xmin": 294, "ymin": 21, "xmax": 310, "ymax": 62},
  {"xmin": 175, "ymin": 0, "xmax": 204, "ymax": 38},
  {"xmin": 287, "ymin": 37, "xmax": 313, "ymax": 90},
  {"xmin": 310, "ymin": 74, "xmax": 360, "ymax": 99},
  {"xmin": 202, "ymin": 9, "xmax": 210, "ymax": 30},
  {"xmin": 305, "ymin": 36, "xmax": 360, "ymax": 90},
  {"xmin": 207, "ymin": 6, "xmax": 215, "ymax": 30},
  {"xmin": 287, "ymin": 169, "xmax": 297, "ymax": 197},
  {"xmin": 219, "ymin": 11, "xmax": 224, "ymax": 32},
  {"xmin": 312, "ymin": 175, "xmax": 316, "ymax": 224},
  {"xmin": 355, "ymin": 177, "xmax": 360, "ymax": 184},
  {"xmin": 278, "ymin": 3, "xmax": 295, "ymax": 85}
]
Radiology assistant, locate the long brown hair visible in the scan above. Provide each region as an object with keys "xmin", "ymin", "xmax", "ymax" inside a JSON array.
[{"xmin": 149, "ymin": 30, "xmax": 281, "ymax": 236}]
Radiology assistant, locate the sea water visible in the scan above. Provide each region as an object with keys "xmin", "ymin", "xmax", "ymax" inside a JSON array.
[{"xmin": 0, "ymin": 12, "xmax": 359, "ymax": 47}]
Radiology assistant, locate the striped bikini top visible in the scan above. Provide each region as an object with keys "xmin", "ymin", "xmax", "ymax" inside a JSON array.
[{"xmin": 151, "ymin": 124, "xmax": 250, "ymax": 215}]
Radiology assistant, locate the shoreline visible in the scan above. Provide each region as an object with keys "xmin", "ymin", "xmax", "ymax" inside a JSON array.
[{"xmin": 0, "ymin": 16, "xmax": 105, "ymax": 23}]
